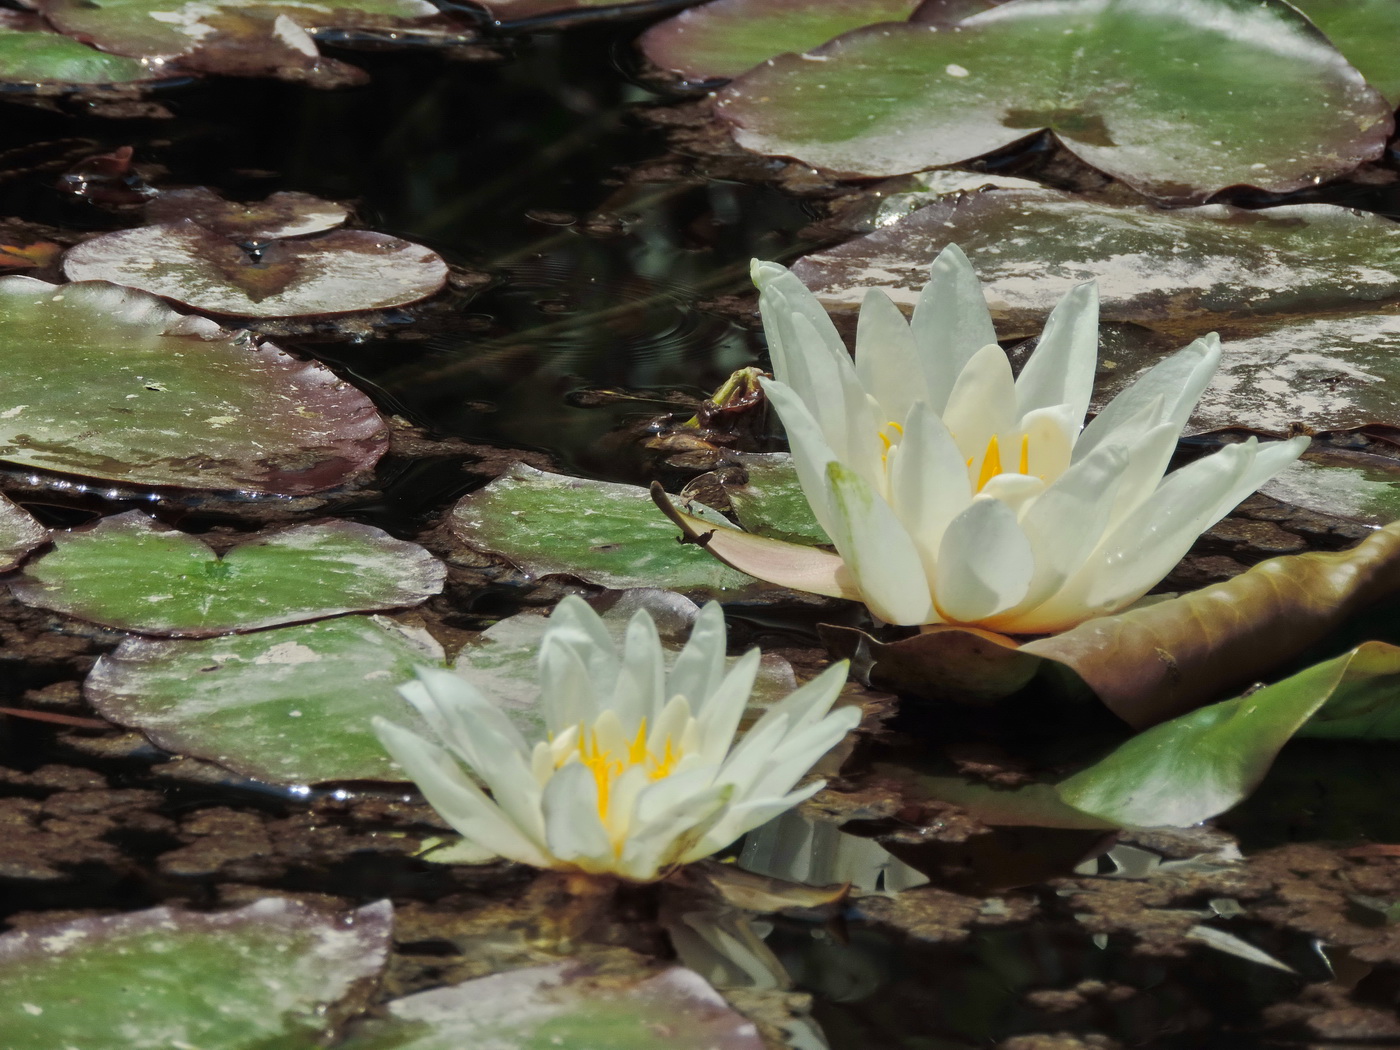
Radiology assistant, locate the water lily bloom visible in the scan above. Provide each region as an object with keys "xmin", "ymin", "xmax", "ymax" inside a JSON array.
[
  {"xmin": 661, "ymin": 245, "xmax": 1307, "ymax": 634},
  {"xmin": 372, "ymin": 596, "xmax": 857, "ymax": 882}
]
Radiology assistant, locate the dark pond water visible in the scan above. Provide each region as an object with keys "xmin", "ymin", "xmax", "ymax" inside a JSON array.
[{"xmin": 4, "ymin": 13, "xmax": 1400, "ymax": 1050}]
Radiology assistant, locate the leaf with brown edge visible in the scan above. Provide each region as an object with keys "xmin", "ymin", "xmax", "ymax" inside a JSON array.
[
  {"xmin": 1020, "ymin": 521, "xmax": 1400, "ymax": 728},
  {"xmin": 820, "ymin": 622, "xmax": 1041, "ymax": 705},
  {"xmin": 648, "ymin": 481, "xmax": 861, "ymax": 600}
]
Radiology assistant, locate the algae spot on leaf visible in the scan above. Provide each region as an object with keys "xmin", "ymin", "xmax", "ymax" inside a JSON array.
[
  {"xmin": 450, "ymin": 462, "xmax": 760, "ymax": 595},
  {"xmin": 0, "ymin": 897, "xmax": 392, "ymax": 1050},
  {"xmin": 339, "ymin": 961, "xmax": 765, "ymax": 1050},
  {"xmin": 86, "ymin": 615, "xmax": 443, "ymax": 783},
  {"xmin": 11, "ymin": 511, "xmax": 445, "ymax": 636},
  {"xmin": 640, "ymin": 0, "xmax": 925, "ymax": 83},
  {"xmin": 0, "ymin": 276, "xmax": 387, "ymax": 493},
  {"xmin": 716, "ymin": 0, "xmax": 1391, "ymax": 201},
  {"xmin": 63, "ymin": 220, "xmax": 448, "ymax": 318}
]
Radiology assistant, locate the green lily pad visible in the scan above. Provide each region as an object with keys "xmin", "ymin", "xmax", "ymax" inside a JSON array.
[
  {"xmin": 85, "ymin": 591, "xmax": 801, "ymax": 784},
  {"xmin": 1055, "ymin": 641, "xmax": 1400, "ymax": 826},
  {"xmin": 716, "ymin": 0, "xmax": 1390, "ymax": 201},
  {"xmin": 146, "ymin": 187, "xmax": 350, "ymax": 241},
  {"xmin": 0, "ymin": 12, "xmax": 156, "ymax": 85},
  {"xmin": 451, "ymin": 463, "xmax": 759, "ymax": 594},
  {"xmin": 1293, "ymin": 0, "xmax": 1400, "ymax": 104},
  {"xmin": 0, "ymin": 277, "xmax": 387, "ymax": 493},
  {"xmin": 63, "ymin": 222, "xmax": 449, "ymax": 319},
  {"xmin": 12, "ymin": 512, "xmax": 445, "ymax": 636},
  {"xmin": 0, "ymin": 897, "xmax": 392, "ymax": 1050},
  {"xmin": 85, "ymin": 615, "xmax": 440, "ymax": 783},
  {"xmin": 340, "ymin": 963, "xmax": 765, "ymax": 1050},
  {"xmin": 640, "ymin": 0, "xmax": 924, "ymax": 82},
  {"xmin": 0, "ymin": 494, "xmax": 47, "ymax": 572},
  {"xmin": 792, "ymin": 189, "xmax": 1400, "ymax": 338},
  {"xmin": 1259, "ymin": 448, "xmax": 1400, "ymax": 527}
]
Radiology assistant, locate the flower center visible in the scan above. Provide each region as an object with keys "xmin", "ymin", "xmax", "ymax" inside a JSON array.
[
  {"xmin": 878, "ymin": 420, "xmax": 904, "ymax": 463},
  {"xmin": 563, "ymin": 717, "xmax": 681, "ymax": 821},
  {"xmin": 967, "ymin": 433, "xmax": 1031, "ymax": 492}
]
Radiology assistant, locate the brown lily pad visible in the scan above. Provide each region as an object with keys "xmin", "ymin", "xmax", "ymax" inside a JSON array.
[
  {"xmin": 839, "ymin": 520, "xmax": 1400, "ymax": 729},
  {"xmin": 62, "ymin": 220, "xmax": 449, "ymax": 318},
  {"xmin": 146, "ymin": 188, "xmax": 349, "ymax": 241}
]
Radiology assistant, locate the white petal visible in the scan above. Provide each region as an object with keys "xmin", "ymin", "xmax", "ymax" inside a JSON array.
[
  {"xmin": 825, "ymin": 461, "xmax": 936, "ymax": 625},
  {"xmin": 941, "ymin": 342, "xmax": 1018, "ymax": 463},
  {"xmin": 647, "ymin": 695, "xmax": 694, "ymax": 755},
  {"xmin": 667, "ymin": 600, "xmax": 728, "ymax": 710},
  {"xmin": 761, "ymin": 379, "xmax": 840, "ymax": 540},
  {"xmin": 742, "ymin": 660, "xmax": 850, "ymax": 743},
  {"xmin": 616, "ymin": 783, "xmax": 732, "ymax": 880},
  {"xmin": 541, "ymin": 761, "xmax": 615, "ymax": 870},
  {"xmin": 536, "ymin": 642, "xmax": 597, "ymax": 733},
  {"xmin": 694, "ymin": 647, "xmax": 760, "ymax": 766},
  {"xmin": 1020, "ymin": 404, "xmax": 1078, "ymax": 483},
  {"xmin": 977, "ymin": 473, "xmax": 1045, "ymax": 515},
  {"xmin": 748, "ymin": 707, "xmax": 861, "ymax": 801},
  {"xmin": 1076, "ymin": 334, "xmax": 1220, "ymax": 460},
  {"xmin": 1014, "ymin": 281, "xmax": 1099, "ymax": 424},
  {"xmin": 372, "ymin": 717, "xmax": 551, "ymax": 867},
  {"xmin": 933, "ymin": 497, "xmax": 1035, "ymax": 623},
  {"xmin": 910, "ymin": 243, "xmax": 999, "ymax": 413},
  {"xmin": 886, "ymin": 400, "xmax": 972, "ymax": 574},
  {"xmin": 611, "ymin": 609, "xmax": 665, "ymax": 726},
  {"xmin": 679, "ymin": 782, "xmax": 826, "ymax": 865},
  {"xmin": 751, "ymin": 260, "xmax": 849, "ymax": 391},
  {"xmin": 855, "ymin": 287, "xmax": 927, "ymax": 425}
]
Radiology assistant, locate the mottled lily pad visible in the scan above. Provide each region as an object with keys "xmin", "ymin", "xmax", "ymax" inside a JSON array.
[
  {"xmin": 717, "ymin": 0, "xmax": 1390, "ymax": 201},
  {"xmin": 0, "ymin": 12, "xmax": 155, "ymax": 85},
  {"xmin": 792, "ymin": 190, "xmax": 1400, "ymax": 337},
  {"xmin": 0, "ymin": 897, "xmax": 392, "ymax": 1050},
  {"xmin": 63, "ymin": 221, "xmax": 448, "ymax": 318},
  {"xmin": 1293, "ymin": 0, "xmax": 1400, "ymax": 104},
  {"xmin": 451, "ymin": 463, "xmax": 758, "ymax": 594},
  {"xmin": 640, "ymin": 0, "xmax": 923, "ymax": 82},
  {"xmin": 39, "ymin": 0, "xmax": 443, "ymax": 84},
  {"xmin": 340, "ymin": 962, "xmax": 764, "ymax": 1050},
  {"xmin": 146, "ymin": 187, "xmax": 349, "ymax": 240},
  {"xmin": 0, "ymin": 277, "xmax": 386, "ymax": 493},
  {"xmin": 723, "ymin": 453, "xmax": 827, "ymax": 544},
  {"xmin": 12, "ymin": 512, "xmax": 444, "ymax": 636},
  {"xmin": 0, "ymin": 494, "xmax": 47, "ymax": 572},
  {"xmin": 86, "ymin": 615, "xmax": 442, "ymax": 783},
  {"xmin": 466, "ymin": 0, "xmax": 684, "ymax": 22}
]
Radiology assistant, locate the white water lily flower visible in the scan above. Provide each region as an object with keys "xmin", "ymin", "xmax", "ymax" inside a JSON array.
[
  {"xmin": 372, "ymin": 596, "xmax": 858, "ymax": 882},
  {"xmin": 684, "ymin": 245, "xmax": 1308, "ymax": 634}
]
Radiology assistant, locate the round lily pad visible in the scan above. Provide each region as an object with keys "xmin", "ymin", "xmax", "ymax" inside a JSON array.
[
  {"xmin": 640, "ymin": 0, "xmax": 924, "ymax": 82},
  {"xmin": 340, "ymin": 962, "xmax": 764, "ymax": 1050},
  {"xmin": 716, "ymin": 0, "xmax": 1391, "ymax": 201},
  {"xmin": 1293, "ymin": 0, "xmax": 1400, "ymax": 104},
  {"xmin": 146, "ymin": 187, "xmax": 350, "ymax": 241},
  {"xmin": 0, "ymin": 897, "xmax": 392, "ymax": 1050},
  {"xmin": 11, "ymin": 512, "xmax": 445, "ymax": 636},
  {"xmin": 0, "ymin": 277, "xmax": 387, "ymax": 493},
  {"xmin": 0, "ymin": 12, "xmax": 156, "ymax": 85},
  {"xmin": 450, "ymin": 463, "xmax": 759, "ymax": 594},
  {"xmin": 0, "ymin": 494, "xmax": 47, "ymax": 572},
  {"xmin": 63, "ymin": 221, "xmax": 449, "ymax": 318},
  {"xmin": 1260, "ymin": 449, "xmax": 1400, "ymax": 527},
  {"xmin": 86, "ymin": 615, "xmax": 442, "ymax": 783},
  {"xmin": 792, "ymin": 189, "xmax": 1400, "ymax": 336}
]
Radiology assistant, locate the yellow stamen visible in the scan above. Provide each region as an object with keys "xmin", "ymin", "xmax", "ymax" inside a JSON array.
[
  {"xmin": 627, "ymin": 718, "xmax": 648, "ymax": 765},
  {"xmin": 878, "ymin": 420, "xmax": 904, "ymax": 461},
  {"xmin": 976, "ymin": 434, "xmax": 1002, "ymax": 490},
  {"xmin": 1019, "ymin": 433, "xmax": 1029, "ymax": 475},
  {"xmin": 557, "ymin": 717, "xmax": 686, "ymax": 822}
]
